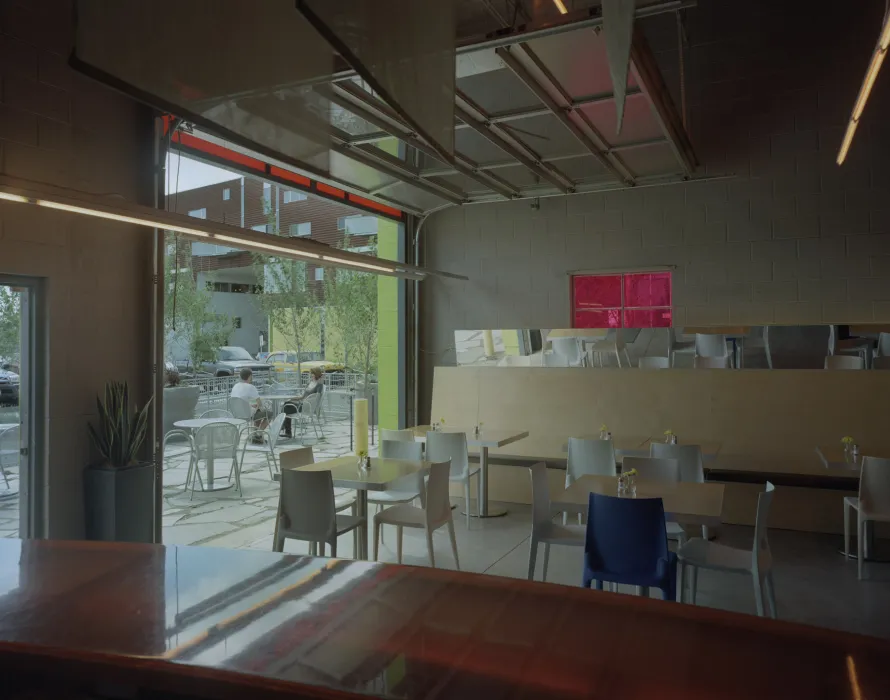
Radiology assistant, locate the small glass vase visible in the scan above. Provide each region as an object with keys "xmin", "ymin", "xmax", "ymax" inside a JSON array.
[{"xmin": 357, "ymin": 455, "xmax": 370, "ymax": 471}]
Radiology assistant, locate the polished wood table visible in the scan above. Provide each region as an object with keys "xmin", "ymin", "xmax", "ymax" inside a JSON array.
[
  {"xmin": 0, "ymin": 539, "xmax": 888, "ymax": 700},
  {"xmin": 284, "ymin": 453, "xmax": 429, "ymax": 560},
  {"xmin": 557, "ymin": 475, "xmax": 725, "ymax": 526},
  {"xmin": 413, "ymin": 426, "xmax": 529, "ymax": 517}
]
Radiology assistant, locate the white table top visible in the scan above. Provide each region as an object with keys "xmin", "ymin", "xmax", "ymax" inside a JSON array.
[
  {"xmin": 259, "ymin": 393, "xmax": 301, "ymax": 400},
  {"xmin": 174, "ymin": 418, "xmax": 245, "ymax": 430},
  {"xmin": 413, "ymin": 426, "xmax": 529, "ymax": 449},
  {"xmin": 284, "ymin": 454, "xmax": 429, "ymax": 491}
]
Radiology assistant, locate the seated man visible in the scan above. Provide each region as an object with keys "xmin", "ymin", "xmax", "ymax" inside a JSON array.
[
  {"xmin": 230, "ymin": 368, "xmax": 271, "ymax": 443},
  {"xmin": 281, "ymin": 367, "xmax": 325, "ymax": 438}
]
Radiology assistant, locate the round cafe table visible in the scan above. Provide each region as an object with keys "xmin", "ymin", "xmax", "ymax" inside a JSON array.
[{"xmin": 174, "ymin": 418, "xmax": 245, "ymax": 492}]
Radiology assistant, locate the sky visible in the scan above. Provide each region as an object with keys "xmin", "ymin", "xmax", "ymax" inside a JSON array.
[{"xmin": 165, "ymin": 153, "xmax": 237, "ymax": 194}]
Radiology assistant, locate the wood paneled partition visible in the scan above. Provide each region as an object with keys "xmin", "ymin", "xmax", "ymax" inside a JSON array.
[{"xmin": 431, "ymin": 367, "xmax": 890, "ymax": 534}]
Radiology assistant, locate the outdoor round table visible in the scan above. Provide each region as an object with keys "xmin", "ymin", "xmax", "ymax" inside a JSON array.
[
  {"xmin": 174, "ymin": 418, "xmax": 245, "ymax": 492},
  {"xmin": 258, "ymin": 392, "xmax": 301, "ymax": 415}
]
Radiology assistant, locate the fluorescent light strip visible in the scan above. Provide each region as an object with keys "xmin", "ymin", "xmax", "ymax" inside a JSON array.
[
  {"xmin": 321, "ymin": 255, "xmax": 393, "ymax": 273},
  {"xmin": 552, "ymin": 0, "xmax": 569, "ymax": 14},
  {"xmin": 853, "ymin": 48, "xmax": 886, "ymax": 121},
  {"xmin": 35, "ymin": 200, "xmax": 211, "ymax": 238},
  {"xmin": 214, "ymin": 234, "xmax": 320, "ymax": 259},
  {"xmin": 837, "ymin": 119, "xmax": 858, "ymax": 166},
  {"xmin": 0, "ymin": 192, "xmax": 29, "ymax": 204}
]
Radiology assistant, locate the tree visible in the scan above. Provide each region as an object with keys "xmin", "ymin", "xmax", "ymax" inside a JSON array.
[
  {"xmin": 164, "ymin": 233, "xmax": 233, "ymax": 370},
  {"xmin": 324, "ymin": 235, "xmax": 378, "ymax": 390},
  {"xmin": 0, "ymin": 287, "xmax": 21, "ymax": 363}
]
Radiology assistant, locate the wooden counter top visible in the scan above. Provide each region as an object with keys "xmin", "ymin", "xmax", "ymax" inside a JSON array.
[{"xmin": 0, "ymin": 539, "xmax": 888, "ymax": 699}]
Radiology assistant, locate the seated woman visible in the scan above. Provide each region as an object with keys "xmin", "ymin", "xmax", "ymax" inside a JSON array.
[{"xmin": 281, "ymin": 367, "xmax": 324, "ymax": 438}]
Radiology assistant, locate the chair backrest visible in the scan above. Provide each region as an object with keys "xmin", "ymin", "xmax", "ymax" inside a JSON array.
[
  {"xmin": 380, "ymin": 428, "xmax": 415, "ymax": 443},
  {"xmin": 284, "ymin": 445, "xmax": 315, "ymax": 468},
  {"xmin": 304, "ymin": 393, "xmax": 322, "ymax": 418},
  {"xmin": 280, "ymin": 469, "xmax": 336, "ymax": 542},
  {"xmin": 193, "ymin": 422, "xmax": 240, "ymax": 458},
  {"xmin": 529, "ymin": 461, "xmax": 553, "ymax": 531},
  {"xmin": 425, "ymin": 460, "xmax": 453, "ymax": 527},
  {"xmin": 649, "ymin": 443, "xmax": 704, "ymax": 483},
  {"xmin": 228, "ymin": 396, "xmax": 253, "ymax": 420},
  {"xmin": 873, "ymin": 356, "xmax": 890, "ymax": 370},
  {"xmin": 266, "ymin": 413, "xmax": 288, "ymax": 449},
  {"xmin": 695, "ymin": 334, "xmax": 727, "ymax": 358},
  {"xmin": 585, "ymin": 493, "xmax": 670, "ymax": 576},
  {"xmin": 860, "ymin": 457, "xmax": 890, "ymax": 515},
  {"xmin": 552, "ymin": 337, "xmax": 582, "ymax": 365},
  {"xmin": 753, "ymin": 482, "xmax": 776, "ymax": 565},
  {"xmin": 426, "ymin": 431, "xmax": 470, "ymax": 479},
  {"xmin": 638, "ymin": 356, "xmax": 670, "ymax": 369},
  {"xmin": 200, "ymin": 409, "xmax": 234, "ymax": 419},
  {"xmin": 0, "ymin": 426, "xmax": 20, "ymax": 465},
  {"xmin": 878, "ymin": 333, "xmax": 890, "ymax": 358},
  {"xmin": 542, "ymin": 351, "xmax": 568, "ymax": 367},
  {"xmin": 567, "ymin": 438, "xmax": 616, "ymax": 485},
  {"xmin": 694, "ymin": 355, "xmax": 729, "ymax": 369},
  {"xmin": 623, "ymin": 456, "xmax": 679, "ymax": 483},
  {"xmin": 381, "ymin": 440, "xmax": 423, "ymax": 461},
  {"xmin": 824, "ymin": 355, "xmax": 863, "ymax": 370}
]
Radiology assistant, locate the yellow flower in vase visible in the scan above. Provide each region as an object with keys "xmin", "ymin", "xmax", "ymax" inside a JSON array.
[{"xmin": 841, "ymin": 436, "xmax": 854, "ymax": 446}]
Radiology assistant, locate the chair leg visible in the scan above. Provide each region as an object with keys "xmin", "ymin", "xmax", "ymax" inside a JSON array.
[
  {"xmin": 273, "ymin": 534, "xmax": 285, "ymax": 553},
  {"xmin": 378, "ymin": 504, "xmax": 386, "ymax": 545},
  {"xmin": 753, "ymin": 574, "xmax": 765, "ymax": 617},
  {"xmin": 678, "ymin": 561, "xmax": 686, "ymax": 603},
  {"xmin": 425, "ymin": 528, "xmax": 436, "ymax": 568},
  {"xmin": 764, "ymin": 574, "xmax": 777, "ymax": 619},
  {"xmin": 690, "ymin": 566, "xmax": 698, "ymax": 604},
  {"xmin": 858, "ymin": 515, "xmax": 865, "ymax": 580},
  {"xmin": 464, "ymin": 480, "xmax": 471, "ymax": 530},
  {"xmin": 476, "ymin": 471, "xmax": 482, "ymax": 518},
  {"xmin": 843, "ymin": 501, "xmax": 851, "ymax": 559},
  {"xmin": 397, "ymin": 526, "xmax": 403, "ymax": 564},
  {"xmin": 373, "ymin": 520, "xmax": 381, "ymax": 562},
  {"xmin": 542, "ymin": 543, "xmax": 551, "ymax": 582},
  {"xmin": 447, "ymin": 519, "xmax": 460, "ymax": 570},
  {"xmin": 527, "ymin": 536, "xmax": 538, "ymax": 580},
  {"xmin": 622, "ymin": 347, "xmax": 631, "ymax": 367},
  {"xmin": 330, "ymin": 539, "xmax": 337, "ymax": 558}
]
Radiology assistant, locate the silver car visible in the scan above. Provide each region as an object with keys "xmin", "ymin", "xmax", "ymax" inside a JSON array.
[{"xmin": 202, "ymin": 346, "xmax": 272, "ymax": 377}]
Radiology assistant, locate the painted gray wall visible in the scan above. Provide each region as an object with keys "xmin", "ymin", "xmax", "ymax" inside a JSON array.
[{"xmin": 419, "ymin": 0, "xmax": 890, "ymax": 419}]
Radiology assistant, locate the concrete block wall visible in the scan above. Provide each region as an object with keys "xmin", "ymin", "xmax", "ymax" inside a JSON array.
[
  {"xmin": 419, "ymin": 0, "xmax": 890, "ymax": 415},
  {"xmin": 0, "ymin": 0, "xmax": 154, "ymax": 538}
]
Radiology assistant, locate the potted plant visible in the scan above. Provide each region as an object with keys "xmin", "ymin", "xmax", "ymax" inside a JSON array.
[{"xmin": 84, "ymin": 381, "xmax": 154, "ymax": 542}]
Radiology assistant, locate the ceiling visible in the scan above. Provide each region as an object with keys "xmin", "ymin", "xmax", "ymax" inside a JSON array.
[{"xmin": 73, "ymin": 0, "xmax": 698, "ymax": 217}]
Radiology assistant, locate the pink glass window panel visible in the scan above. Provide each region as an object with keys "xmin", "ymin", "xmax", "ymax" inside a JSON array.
[
  {"xmin": 573, "ymin": 274, "xmax": 621, "ymax": 309},
  {"xmin": 624, "ymin": 272, "xmax": 671, "ymax": 308},
  {"xmin": 624, "ymin": 308, "xmax": 672, "ymax": 328},
  {"xmin": 574, "ymin": 308, "xmax": 622, "ymax": 328}
]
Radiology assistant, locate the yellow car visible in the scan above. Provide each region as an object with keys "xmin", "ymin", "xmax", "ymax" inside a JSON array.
[{"xmin": 265, "ymin": 353, "xmax": 347, "ymax": 374}]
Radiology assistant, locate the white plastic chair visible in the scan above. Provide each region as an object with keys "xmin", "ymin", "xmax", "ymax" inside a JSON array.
[
  {"xmin": 844, "ymin": 456, "xmax": 890, "ymax": 579},
  {"xmin": 528, "ymin": 461, "xmax": 585, "ymax": 581},
  {"xmin": 623, "ymin": 455, "xmax": 686, "ymax": 545},
  {"xmin": 695, "ymin": 334, "xmax": 730, "ymax": 360},
  {"xmin": 551, "ymin": 337, "xmax": 586, "ymax": 367},
  {"xmin": 638, "ymin": 356, "xmax": 670, "ymax": 369},
  {"xmin": 276, "ymin": 445, "xmax": 356, "ymax": 520},
  {"xmin": 678, "ymin": 482, "xmax": 776, "ymax": 618},
  {"xmin": 650, "ymin": 443, "xmax": 704, "ymax": 484},
  {"xmin": 274, "ymin": 468, "xmax": 364, "ymax": 557},
  {"xmin": 825, "ymin": 355, "xmax": 864, "ymax": 370},
  {"xmin": 200, "ymin": 409, "xmax": 234, "ymax": 419},
  {"xmin": 237, "ymin": 412, "xmax": 288, "ymax": 482},
  {"xmin": 369, "ymin": 440, "xmax": 425, "ymax": 541},
  {"xmin": 668, "ymin": 328, "xmax": 695, "ymax": 367},
  {"xmin": 694, "ymin": 355, "xmax": 730, "ymax": 369},
  {"xmin": 426, "ymin": 431, "xmax": 480, "ymax": 529},
  {"xmin": 875, "ymin": 333, "xmax": 890, "ymax": 359},
  {"xmin": 380, "ymin": 428, "xmax": 415, "ymax": 442},
  {"xmin": 564, "ymin": 437, "xmax": 616, "ymax": 524},
  {"xmin": 0, "ymin": 425, "xmax": 19, "ymax": 488},
  {"xmin": 373, "ymin": 460, "xmax": 459, "ymax": 569},
  {"xmin": 188, "ymin": 421, "xmax": 241, "ymax": 499},
  {"xmin": 589, "ymin": 330, "xmax": 631, "ymax": 368}
]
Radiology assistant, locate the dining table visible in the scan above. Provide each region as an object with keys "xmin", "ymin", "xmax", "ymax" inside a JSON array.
[
  {"xmin": 282, "ymin": 453, "xmax": 430, "ymax": 560},
  {"xmin": 173, "ymin": 417, "xmax": 245, "ymax": 491},
  {"xmin": 556, "ymin": 474, "xmax": 725, "ymax": 527},
  {"xmin": 560, "ymin": 435, "xmax": 651, "ymax": 461},
  {"xmin": 413, "ymin": 426, "xmax": 529, "ymax": 517}
]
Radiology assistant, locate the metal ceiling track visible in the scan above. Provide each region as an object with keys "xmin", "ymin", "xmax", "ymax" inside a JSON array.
[{"xmin": 496, "ymin": 43, "xmax": 636, "ymax": 185}]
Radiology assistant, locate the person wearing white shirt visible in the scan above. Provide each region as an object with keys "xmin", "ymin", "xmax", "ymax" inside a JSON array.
[{"xmin": 231, "ymin": 368, "xmax": 271, "ymax": 442}]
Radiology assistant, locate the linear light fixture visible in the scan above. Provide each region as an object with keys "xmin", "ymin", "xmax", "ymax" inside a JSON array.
[
  {"xmin": 837, "ymin": 8, "xmax": 890, "ymax": 164},
  {"xmin": 552, "ymin": 0, "xmax": 569, "ymax": 14},
  {"xmin": 0, "ymin": 176, "xmax": 467, "ymax": 280}
]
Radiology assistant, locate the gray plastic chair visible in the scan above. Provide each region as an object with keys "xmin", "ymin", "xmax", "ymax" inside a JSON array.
[
  {"xmin": 638, "ymin": 356, "xmax": 670, "ymax": 369},
  {"xmin": 824, "ymin": 355, "xmax": 864, "ymax": 370},
  {"xmin": 694, "ymin": 355, "xmax": 730, "ymax": 369},
  {"xmin": 380, "ymin": 428, "xmax": 416, "ymax": 442},
  {"xmin": 373, "ymin": 460, "xmax": 459, "ymax": 569},
  {"xmin": 426, "ymin": 431, "xmax": 480, "ymax": 529},
  {"xmin": 274, "ymin": 468, "xmax": 364, "ymax": 557},
  {"xmin": 650, "ymin": 443, "xmax": 705, "ymax": 483},
  {"xmin": 528, "ymin": 461, "xmax": 584, "ymax": 581},
  {"xmin": 564, "ymin": 437, "xmax": 616, "ymax": 524},
  {"xmin": 189, "ymin": 421, "xmax": 240, "ymax": 499}
]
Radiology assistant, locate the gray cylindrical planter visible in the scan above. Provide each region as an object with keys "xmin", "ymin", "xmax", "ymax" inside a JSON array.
[{"xmin": 84, "ymin": 462, "xmax": 155, "ymax": 543}]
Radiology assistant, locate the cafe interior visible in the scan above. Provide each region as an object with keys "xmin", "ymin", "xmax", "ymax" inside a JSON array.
[{"xmin": 3, "ymin": 0, "xmax": 890, "ymax": 698}]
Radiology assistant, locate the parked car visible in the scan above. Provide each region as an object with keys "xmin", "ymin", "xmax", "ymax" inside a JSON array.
[
  {"xmin": 264, "ymin": 352, "xmax": 347, "ymax": 375},
  {"xmin": 202, "ymin": 346, "xmax": 272, "ymax": 377},
  {"xmin": 0, "ymin": 369, "xmax": 19, "ymax": 407}
]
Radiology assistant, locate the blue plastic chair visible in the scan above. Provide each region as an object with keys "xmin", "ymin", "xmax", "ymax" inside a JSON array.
[{"xmin": 582, "ymin": 493, "xmax": 678, "ymax": 601}]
